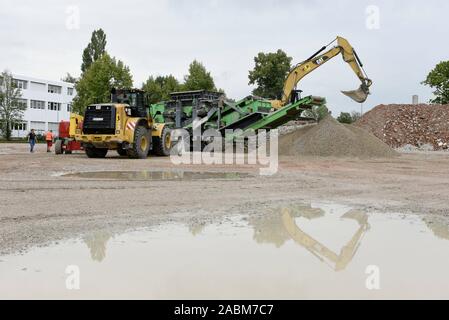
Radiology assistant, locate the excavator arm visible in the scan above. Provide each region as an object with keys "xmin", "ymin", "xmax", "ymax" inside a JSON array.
[
  {"xmin": 272, "ymin": 36, "xmax": 372, "ymax": 108},
  {"xmin": 280, "ymin": 207, "xmax": 370, "ymax": 271}
]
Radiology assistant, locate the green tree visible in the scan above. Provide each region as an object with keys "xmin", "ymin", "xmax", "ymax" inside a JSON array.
[
  {"xmin": 81, "ymin": 29, "xmax": 107, "ymax": 73},
  {"xmin": 0, "ymin": 71, "xmax": 26, "ymax": 140},
  {"xmin": 142, "ymin": 75, "xmax": 181, "ymax": 104},
  {"xmin": 315, "ymin": 105, "xmax": 330, "ymax": 121},
  {"xmin": 72, "ymin": 53, "xmax": 133, "ymax": 114},
  {"xmin": 61, "ymin": 73, "xmax": 77, "ymax": 84},
  {"xmin": 337, "ymin": 112, "xmax": 353, "ymax": 124},
  {"xmin": 183, "ymin": 60, "xmax": 217, "ymax": 91},
  {"xmin": 302, "ymin": 104, "xmax": 329, "ymax": 121},
  {"xmin": 351, "ymin": 111, "xmax": 361, "ymax": 122},
  {"xmin": 248, "ymin": 49, "xmax": 292, "ymax": 99},
  {"xmin": 422, "ymin": 60, "xmax": 449, "ymax": 104}
]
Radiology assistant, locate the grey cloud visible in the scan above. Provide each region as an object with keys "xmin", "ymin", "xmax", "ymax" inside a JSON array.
[{"xmin": 1, "ymin": 0, "xmax": 448, "ymax": 115}]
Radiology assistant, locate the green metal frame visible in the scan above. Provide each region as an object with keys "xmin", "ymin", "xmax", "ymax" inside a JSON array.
[{"xmin": 149, "ymin": 93, "xmax": 326, "ymax": 140}]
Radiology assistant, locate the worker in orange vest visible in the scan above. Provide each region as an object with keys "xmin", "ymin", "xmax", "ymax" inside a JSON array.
[{"xmin": 46, "ymin": 130, "xmax": 54, "ymax": 152}]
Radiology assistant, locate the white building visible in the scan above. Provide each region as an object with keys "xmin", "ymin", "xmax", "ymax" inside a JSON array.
[{"xmin": 10, "ymin": 74, "xmax": 76, "ymax": 138}]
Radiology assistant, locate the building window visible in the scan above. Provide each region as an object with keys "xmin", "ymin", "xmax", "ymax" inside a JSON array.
[
  {"xmin": 30, "ymin": 100, "xmax": 46, "ymax": 109},
  {"xmin": 30, "ymin": 121, "xmax": 45, "ymax": 135},
  {"xmin": 13, "ymin": 122, "xmax": 27, "ymax": 131},
  {"xmin": 16, "ymin": 98, "xmax": 27, "ymax": 108},
  {"xmin": 48, "ymin": 84, "xmax": 62, "ymax": 94},
  {"xmin": 67, "ymin": 103, "xmax": 72, "ymax": 112},
  {"xmin": 48, "ymin": 102, "xmax": 61, "ymax": 111},
  {"xmin": 30, "ymin": 81, "xmax": 46, "ymax": 91},
  {"xmin": 12, "ymin": 79, "xmax": 28, "ymax": 90},
  {"xmin": 48, "ymin": 122, "xmax": 60, "ymax": 136},
  {"xmin": 67, "ymin": 87, "xmax": 74, "ymax": 96}
]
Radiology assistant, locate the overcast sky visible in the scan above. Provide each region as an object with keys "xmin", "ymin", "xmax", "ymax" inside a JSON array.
[{"xmin": 1, "ymin": 0, "xmax": 448, "ymax": 114}]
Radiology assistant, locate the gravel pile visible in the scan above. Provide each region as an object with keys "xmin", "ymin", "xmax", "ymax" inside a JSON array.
[
  {"xmin": 279, "ymin": 116, "xmax": 398, "ymax": 158},
  {"xmin": 355, "ymin": 104, "xmax": 449, "ymax": 150}
]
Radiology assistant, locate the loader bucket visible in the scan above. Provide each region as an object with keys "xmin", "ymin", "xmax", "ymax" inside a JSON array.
[{"xmin": 341, "ymin": 85, "xmax": 370, "ymax": 103}]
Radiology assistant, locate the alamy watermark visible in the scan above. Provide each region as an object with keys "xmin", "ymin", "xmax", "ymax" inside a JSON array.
[
  {"xmin": 65, "ymin": 265, "xmax": 80, "ymax": 290},
  {"xmin": 169, "ymin": 119, "xmax": 279, "ymax": 176},
  {"xmin": 366, "ymin": 5, "xmax": 380, "ymax": 30},
  {"xmin": 65, "ymin": 5, "xmax": 80, "ymax": 30},
  {"xmin": 365, "ymin": 264, "xmax": 380, "ymax": 290}
]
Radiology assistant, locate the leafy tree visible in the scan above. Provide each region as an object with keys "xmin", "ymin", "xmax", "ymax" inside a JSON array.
[
  {"xmin": 72, "ymin": 53, "xmax": 133, "ymax": 114},
  {"xmin": 337, "ymin": 112, "xmax": 353, "ymax": 124},
  {"xmin": 351, "ymin": 111, "xmax": 361, "ymax": 122},
  {"xmin": 81, "ymin": 29, "xmax": 107, "ymax": 73},
  {"xmin": 302, "ymin": 104, "xmax": 329, "ymax": 121},
  {"xmin": 142, "ymin": 75, "xmax": 182, "ymax": 104},
  {"xmin": 0, "ymin": 71, "xmax": 26, "ymax": 140},
  {"xmin": 248, "ymin": 49, "xmax": 292, "ymax": 99},
  {"xmin": 183, "ymin": 60, "xmax": 217, "ymax": 91},
  {"xmin": 422, "ymin": 60, "xmax": 449, "ymax": 104},
  {"xmin": 61, "ymin": 73, "xmax": 77, "ymax": 84},
  {"xmin": 316, "ymin": 105, "xmax": 330, "ymax": 121}
]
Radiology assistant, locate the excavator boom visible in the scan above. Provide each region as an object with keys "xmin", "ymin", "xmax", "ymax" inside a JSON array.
[{"xmin": 272, "ymin": 36, "xmax": 372, "ymax": 108}]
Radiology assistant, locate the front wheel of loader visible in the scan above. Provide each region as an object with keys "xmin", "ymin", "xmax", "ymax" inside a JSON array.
[
  {"xmin": 55, "ymin": 139, "xmax": 63, "ymax": 155},
  {"xmin": 116, "ymin": 147, "xmax": 127, "ymax": 156},
  {"xmin": 127, "ymin": 126, "xmax": 151, "ymax": 159},
  {"xmin": 85, "ymin": 146, "xmax": 108, "ymax": 158},
  {"xmin": 152, "ymin": 126, "xmax": 172, "ymax": 156}
]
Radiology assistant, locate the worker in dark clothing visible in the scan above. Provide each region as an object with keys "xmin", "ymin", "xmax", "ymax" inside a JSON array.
[{"xmin": 27, "ymin": 129, "xmax": 37, "ymax": 153}]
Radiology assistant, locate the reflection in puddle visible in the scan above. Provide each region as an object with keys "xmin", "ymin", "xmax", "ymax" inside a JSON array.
[
  {"xmin": 1, "ymin": 203, "xmax": 449, "ymax": 299},
  {"xmin": 247, "ymin": 205, "xmax": 369, "ymax": 271},
  {"xmin": 281, "ymin": 208, "xmax": 369, "ymax": 271},
  {"xmin": 62, "ymin": 170, "xmax": 249, "ymax": 181},
  {"xmin": 83, "ymin": 231, "xmax": 111, "ymax": 263},
  {"xmin": 423, "ymin": 215, "xmax": 449, "ymax": 240},
  {"xmin": 248, "ymin": 205, "xmax": 325, "ymax": 248},
  {"xmin": 187, "ymin": 221, "xmax": 207, "ymax": 236}
]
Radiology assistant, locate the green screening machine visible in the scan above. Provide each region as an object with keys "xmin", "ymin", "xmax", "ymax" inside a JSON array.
[{"xmin": 150, "ymin": 90, "xmax": 326, "ymax": 140}]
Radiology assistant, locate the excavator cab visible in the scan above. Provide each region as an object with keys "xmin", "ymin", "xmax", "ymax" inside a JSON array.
[{"xmin": 290, "ymin": 89, "xmax": 303, "ymax": 104}]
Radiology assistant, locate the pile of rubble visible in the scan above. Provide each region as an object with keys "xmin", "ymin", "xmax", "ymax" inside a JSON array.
[
  {"xmin": 355, "ymin": 104, "xmax": 449, "ymax": 150},
  {"xmin": 279, "ymin": 116, "xmax": 397, "ymax": 158}
]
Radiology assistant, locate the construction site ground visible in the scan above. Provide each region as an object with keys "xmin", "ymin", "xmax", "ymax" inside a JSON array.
[{"xmin": 1, "ymin": 143, "xmax": 448, "ymax": 256}]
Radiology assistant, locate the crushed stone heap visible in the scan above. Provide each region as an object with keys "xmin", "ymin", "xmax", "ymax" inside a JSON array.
[{"xmin": 279, "ymin": 116, "xmax": 398, "ymax": 158}]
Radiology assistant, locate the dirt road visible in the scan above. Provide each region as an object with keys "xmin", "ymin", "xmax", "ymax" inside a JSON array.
[{"xmin": 0, "ymin": 143, "xmax": 448, "ymax": 255}]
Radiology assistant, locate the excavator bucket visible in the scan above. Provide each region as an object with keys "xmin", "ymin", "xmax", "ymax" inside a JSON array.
[{"xmin": 341, "ymin": 85, "xmax": 370, "ymax": 103}]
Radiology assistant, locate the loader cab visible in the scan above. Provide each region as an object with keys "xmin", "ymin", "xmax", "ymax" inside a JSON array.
[{"xmin": 111, "ymin": 88, "xmax": 148, "ymax": 118}]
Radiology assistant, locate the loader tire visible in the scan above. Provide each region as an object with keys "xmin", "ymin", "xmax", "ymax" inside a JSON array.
[
  {"xmin": 55, "ymin": 140, "xmax": 63, "ymax": 155},
  {"xmin": 127, "ymin": 126, "xmax": 151, "ymax": 159},
  {"xmin": 152, "ymin": 126, "xmax": 172, "ymax": 156},
  {"xmin": 85, "ymin": 146, "xmax": 108, "ymax": 158},
  {"xmin": 117, "ymin": 147, "xmax": 127, "ymax": 156}
]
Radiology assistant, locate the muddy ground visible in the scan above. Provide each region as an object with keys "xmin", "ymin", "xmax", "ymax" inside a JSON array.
[{"xmin": 0, "ymin": 143, "xmax": 448, "ymax": 255}]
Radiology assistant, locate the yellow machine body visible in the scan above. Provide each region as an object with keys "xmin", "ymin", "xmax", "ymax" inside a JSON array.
[{"xmin": 74, "ymin": 104, "xmax": 154, "ymax": 149}]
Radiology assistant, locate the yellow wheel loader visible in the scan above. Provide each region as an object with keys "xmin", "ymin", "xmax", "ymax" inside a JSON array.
[{"xmin": 75, "ymin": 88, "xmax": 169, "ymax": 159}]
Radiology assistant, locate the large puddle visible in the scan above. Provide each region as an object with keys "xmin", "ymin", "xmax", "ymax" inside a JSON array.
[
  {"xmin": 1, "ymin": 203, "xmax": 449, "ymax": 299},
  {"xmin": 62, "ymin": 170, "xmax": 250, "ymax": 181}
]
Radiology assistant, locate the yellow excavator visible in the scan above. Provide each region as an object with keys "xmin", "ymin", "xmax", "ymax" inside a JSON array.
[
  {"xmin": 281, "ymin": 207, "xmax": 369, "ymax": 271},
  {"xmin": 271, "ymin": 36, "xmax": 373, "ymax": 109}
]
